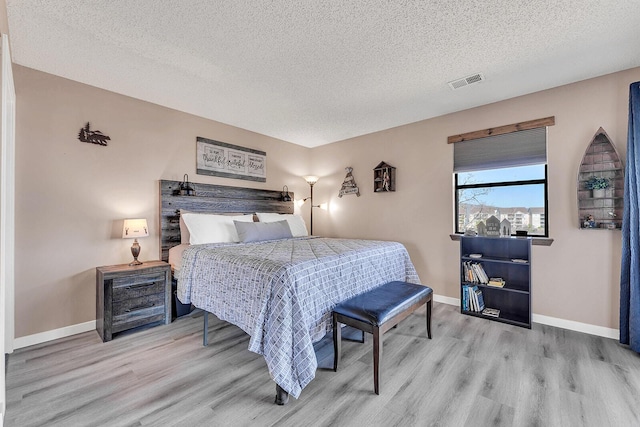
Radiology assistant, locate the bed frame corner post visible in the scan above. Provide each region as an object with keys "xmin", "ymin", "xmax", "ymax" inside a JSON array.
[
  {"xmin": 203, "ymin": 311, "xmax": 209, "ymax": 346},
  {"xmin": 275, "ymin": 384, "xmax": 289, "ymax": 405}
]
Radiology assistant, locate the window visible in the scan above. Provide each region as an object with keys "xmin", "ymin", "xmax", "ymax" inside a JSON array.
[{"xmin": 453, "ymin": 126, "xmax": 549, "ymax": 237}]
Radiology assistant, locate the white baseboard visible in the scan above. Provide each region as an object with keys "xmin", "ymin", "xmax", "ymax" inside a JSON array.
[
  {"xmin": 434, "ymin": 293, "xmax": 620, "ymax": 340},
  {"xmin": 13, "ymin": 320, "xmax": 96, "ymax": 350},
  {"xmin": 11, "ymin": 295, "xmax": 621, "ymax": 348},
  {"xmin": 433, "ymin": 294, "xmax": 459, "ymax": 306},
  {"xmin": 531, "ymin": 313, "xmax": 619, "ymax": 340}
]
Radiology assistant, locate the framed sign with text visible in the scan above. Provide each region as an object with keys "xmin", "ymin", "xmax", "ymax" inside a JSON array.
[{"xmin": 196, "ymin": 136, "xmax": 266, "ymax": 182}]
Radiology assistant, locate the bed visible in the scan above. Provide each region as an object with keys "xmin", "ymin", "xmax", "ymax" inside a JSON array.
[{"xmin": 159, "ymin": 180, "xmax": 421, "ymax": 402}]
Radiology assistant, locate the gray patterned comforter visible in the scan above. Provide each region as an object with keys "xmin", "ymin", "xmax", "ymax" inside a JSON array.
[{"xmin": 176, "ymin": 237, "xmax": 420, "ymax": 399}]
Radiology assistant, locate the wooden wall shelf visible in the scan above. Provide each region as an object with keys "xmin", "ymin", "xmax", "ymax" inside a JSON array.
[
  {"xmin": 577, "ymin": 128, "xmax": 624, "ymax": 230},
  {"xmin": 373, "ymin": 161, "xmax": 395, "ymax": 192}
]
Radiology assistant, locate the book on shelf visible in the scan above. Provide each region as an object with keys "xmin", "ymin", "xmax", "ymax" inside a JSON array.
[
  {"xmin": 462, "ymin": 285, "xmax": 468, "ymax": 311},
  {"xmin": 462, "ymin": 285, "xmax": 485, "ymax": 312},
  {"xmin": 473, "ymin": 263, "xmax": 489, "ymax": 284},
  {"xmin": 482, "ymin": 308, "xmax": 500, "ymax": 317},
  {"xmin": 487, "ymin": 277, "xmax": 505, "ymax": 287},
  {"xmin": 462, "ymin": 285, "xmax": 472, "ymax": 311},
  {"xmin": 473, "ymin": 286, "xmax": 485, "ymax": 311},
  {"xmin": 464, "ymin": 285, "xmax": 472, "ymax": 311},
  {"xmin": 462, "ymin": 261, "xmax": 489, "ymax": 284},
  {"xmin": 464, "ymin": 262, "xmax": 473, "ymax": 282}
]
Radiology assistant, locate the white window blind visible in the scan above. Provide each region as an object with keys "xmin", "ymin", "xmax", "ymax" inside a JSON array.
[{"xmin": 453, "ymin": 127, "xmax": 547, "ymax": 172}]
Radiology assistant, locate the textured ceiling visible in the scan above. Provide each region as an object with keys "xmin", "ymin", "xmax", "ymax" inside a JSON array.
[{"xmin": 6, "ymin": 1, "xmax": 640, "ymax": 147}]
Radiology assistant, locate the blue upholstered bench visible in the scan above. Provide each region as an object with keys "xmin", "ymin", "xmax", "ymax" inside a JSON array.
[{"xmin": 332, "ymin": 281, "xmax": 433, "ymax": 394}]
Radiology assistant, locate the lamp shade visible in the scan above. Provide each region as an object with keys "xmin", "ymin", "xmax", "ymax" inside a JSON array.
[
  {"xmin": 122, "ymin": 218, "xmax": 149, "ymax": 239},
  {"xmin": 303, "ymin": 175, "xmax": 319, "ymax": 185}
]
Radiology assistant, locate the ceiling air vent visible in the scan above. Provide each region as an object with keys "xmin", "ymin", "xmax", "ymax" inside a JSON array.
[{"xmin": 448, "ymin": 73, "xmax": 484, "ymax": 90}]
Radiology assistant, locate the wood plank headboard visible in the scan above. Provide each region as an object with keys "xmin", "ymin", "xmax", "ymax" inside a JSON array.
[{"xmin": 159, "ymin": 180, "xmax": 294, "ymax": 262}]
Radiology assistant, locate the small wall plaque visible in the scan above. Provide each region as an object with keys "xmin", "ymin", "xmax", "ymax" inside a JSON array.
[{"xmin": 338, "ymin": 167, "xmax": 360, "ymax": 197}]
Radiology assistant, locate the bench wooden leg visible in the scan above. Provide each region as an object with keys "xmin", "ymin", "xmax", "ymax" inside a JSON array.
[
  {"xmin": 333, "ymin": 313, "xmax": 341, "ymax": 371},
  {"xmin": 426, "ymin": 299, "xmax": 432, "ymax": 339},
  {"xmin": 373, "ymin": 326, "xmax": 381, "ymax": 395}
]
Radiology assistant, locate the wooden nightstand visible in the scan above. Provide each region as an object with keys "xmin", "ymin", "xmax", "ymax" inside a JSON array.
[{"xmin": 96, "ymin": 260, "xmax": 171, "ymax": 342}]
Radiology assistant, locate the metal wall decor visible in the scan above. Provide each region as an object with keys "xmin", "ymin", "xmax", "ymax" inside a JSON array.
[
  {"xmin": 338, "ymin": 167, "xmax": 360, "ymax": 197},
  {"xmin": 179, "ymin": 174, "xmax": 196, "ymax": 196},
  {"xmin": 196, "ymin": 136, "xmax": 266, "ymax": 182},
  {"xmin": 78, "ymin": 122, "xmax": 110, "ymax": 146},
  {"xmin": 281, "ymin": 185, "xmax": 292, "ymax": 202}
]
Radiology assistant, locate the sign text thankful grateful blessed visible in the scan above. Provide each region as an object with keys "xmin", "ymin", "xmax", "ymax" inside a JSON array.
[{"xmin": 196, "ymin": 137, "xmax": 267, "ymax": 182}]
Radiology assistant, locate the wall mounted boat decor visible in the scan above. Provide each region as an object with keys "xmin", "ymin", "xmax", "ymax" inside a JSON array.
[{"xmin": 577, "ymin": 127, "xmax": 624, "ymax": 229}]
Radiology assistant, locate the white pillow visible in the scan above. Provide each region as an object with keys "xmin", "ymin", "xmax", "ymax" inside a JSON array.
[
  {"xmin": 256, "ymin": 213, "xmax": 308, "ymax": 237},
  {"xmin": 179, "ymin": 209, "xmax": 191, "ymax": 244},
  {"xmin": 182, "ymin": 213, "xmax": 254, "ymax": 244}
]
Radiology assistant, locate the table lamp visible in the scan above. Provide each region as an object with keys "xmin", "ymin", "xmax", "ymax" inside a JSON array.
[{"xmin": 122, "ymin": 218, "xmax": 149, "ymax": 266}]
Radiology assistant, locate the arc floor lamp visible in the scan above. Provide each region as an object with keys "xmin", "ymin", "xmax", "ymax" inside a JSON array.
[{"xmin": 302, "ymin": 175, "xmax": 319, "ymax": 235}]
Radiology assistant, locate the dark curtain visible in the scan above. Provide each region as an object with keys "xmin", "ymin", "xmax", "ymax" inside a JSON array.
[{"xmin": 621, "ymin": 81, "xmax": 640, "ymax": 351}]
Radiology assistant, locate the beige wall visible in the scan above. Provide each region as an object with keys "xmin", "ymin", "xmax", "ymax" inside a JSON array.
[
  {"xmin": 0, "ymin": 0, "xmax": 8, "ymax": 35},
  {"xmin": 310, "ymin": 67, "xmax": 640, "ymax": 330},
  {"xmin": 14, "ymin": 65, "xmax": 310, "ymax": 337},
  {"xmin": 13, "ymin": 62, "xmax": 640, "ymax": 338}
]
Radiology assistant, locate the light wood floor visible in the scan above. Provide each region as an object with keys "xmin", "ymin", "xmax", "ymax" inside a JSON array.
[{"xmin": 6, "ymin": 303, "xmax": 640, "ymax": 426}]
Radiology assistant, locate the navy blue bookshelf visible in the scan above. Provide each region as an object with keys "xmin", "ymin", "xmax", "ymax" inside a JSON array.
[{"xmin": 460, "ymin": 236, "xmax": 532, "ymax": 328}]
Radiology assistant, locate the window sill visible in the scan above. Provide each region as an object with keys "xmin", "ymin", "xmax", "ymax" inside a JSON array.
[{"xmin": 449, "ymin": 234, "xmax": 554, "ymax": 246}]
